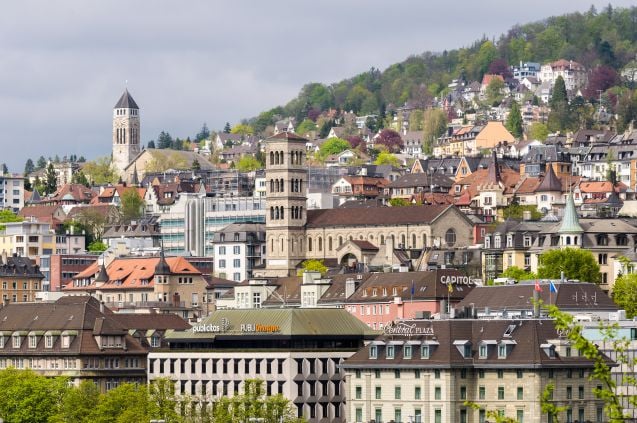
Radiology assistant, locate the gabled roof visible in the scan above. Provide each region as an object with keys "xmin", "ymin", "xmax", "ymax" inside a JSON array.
[
  {"xmin": 306, "ymin": 204, "xmax": 454, "ymax": 228},
  {"xmin": 114, "ymin": 89, "xmax": 139, "ymax": 109},
  {"xmin": 267, "ymin": 132, "xmax": 307, "ymax": 142}
]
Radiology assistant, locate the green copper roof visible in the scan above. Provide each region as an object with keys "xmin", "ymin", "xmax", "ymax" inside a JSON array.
[
  {"xmin": 558, "ymin": 193, "xmax": 583, "ymax": 234},
  {"xmin": 166, "ymin": 308, "xmax": 378, "ymax": 340}
]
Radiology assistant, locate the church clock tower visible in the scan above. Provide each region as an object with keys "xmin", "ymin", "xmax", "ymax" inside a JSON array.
[
  {"xmin": 263, "ymin": 132, "xmax": 308, "ymax": 277},
  {"xmin": 112, "ymin": 89, "xmax": 140, "ymax": 178}
]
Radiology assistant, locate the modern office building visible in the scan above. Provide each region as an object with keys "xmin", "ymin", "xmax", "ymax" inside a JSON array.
[{"xmin": 148, "ymin": 308, "xmax": 377, "ymax": 422}]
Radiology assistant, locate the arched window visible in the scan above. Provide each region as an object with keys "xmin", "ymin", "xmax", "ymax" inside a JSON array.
[
  {"xmin": 299, "ymin": 206, "xmax": 303, "ymax": 219},
  {"xmin": 422, "ymin": 233, "xmax": 427, "ymax": 247},
  {"xmin": 445, "ymin": 229, "xmax": 456, "ymax": 247},
  {"xmin": 274, "ymin": 151, "xmax": 279, "ymax": 165},
  {"xmin": 271, "ymin": 238, "xmax": 274, "ymax": 252},
  {"xmin": 328, "ymin": 237, "xmax": 333, "ymax": 251},
  {"xmin": 318, "ymin": 237, "xmax": 323, "ymax": 252},
  {"xmin": 574, "ymin": 236, "xmax": 578, "ymax": 245},
  {"xmin": 274, "ymin": 207, "xmax": 279, "ymax": 219},
  {"xmin": 280, "ymin": 206, "xmax": 284, "ymax": 219},
  {"xmin": 279, "ymin": 151, "xmax": 284, "ymax": 165},
  {"xmin": 412, "ymin": 234, "xmax": 417, "ymax": 248},
  {"xmin": 339, "ymin": 236, "xmax": 343, "ymax": 246},
  {"xmin": 308, "ymin": 237, "xmax": 313, "ymax": 252},
  {"xmin": 280, "ymin": 238, "xmax": 283, "ymax": 251},
  {"xmin": 269, "ymin": 179, "xmax": 274, "ymax": 193},
  {"xmin": 565, "ymin": 236, "xmax": 571, "ymax": 245},
  {"xmin": 280, "ymin": 178, "xmax": 284, "ymax": 192},
  {"xmin": 275, "ymin": 179, "xmax": 280, "ymax": 192},
  {"xmin": 299, "ymin": 180, "xmax": 303, "ymax": 192},
  {"xmin": 270, "ymin": 151, "xmax": 274, "ymax": 165},
  {"xmin": 401, "ymin": 234, "xmax": 406, "ymax": 246},
  {"xmin": 381, "ymin": 235, "xmax": 385, "ymax": 245}
]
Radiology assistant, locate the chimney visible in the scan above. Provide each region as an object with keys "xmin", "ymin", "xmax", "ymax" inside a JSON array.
[
  {"xmin": 100, "ymin": 301, "xmax": 105, "ymax": 313},
  {"xmin": 533, "ymin": 289, "xmax": 540, "ymax": 318},
  {"xmin": 345, "ymin": 278, "xmax": 357, "ymax": 298}
]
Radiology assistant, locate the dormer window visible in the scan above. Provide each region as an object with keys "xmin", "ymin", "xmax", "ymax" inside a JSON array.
[
  {"xmin": 494, "ymin": 235, "xmax": 501, "ymax": 249},
  {"xmin": 369, "ymin": 345, "xmax": 378, "ymax": 359},
  {"xmin": 498, "ymin": 340, "xmax": 517, "ymax": 358},
  {"xmin": 404, "ymin": 345, "xmax": 412, "ymax": 359},
  {"xmin": 0, "ymin": 335, "xmax": 5, "ymax": 348},
  {"xmin": 541, "ymin": 343, "xmax": 556, "ymax": 358},
  {"xmin": 151, "ymin": 335, "xmax": 161, "ymax": 348},
  {"xmin": 387, "ymin": 345, "xmax": 395, "ymax": 359},
  {"xmin": 45, "ymin": 335, "xmax": 54, "ymax": 348},
  {"xmin": 421, "ymin": 344, "xmax": 430, "ymax": 359},
  {"xmin": 485, "ymin": 236, "xmax": 491, "ymax": 248},
  {"xmin": 12, "ymin": 334, "xmax": 22, "ymax": 348},
  {"xmin": 454, "ymin": 340, "xmax": 472, "ymax": 358},
  {"xmin": 498, "ymin": 344, "xmax": 507, "ymax": 358},
  {"xmin": 28, "ymin": 335, "xmax": 37, "ymax": 348}
]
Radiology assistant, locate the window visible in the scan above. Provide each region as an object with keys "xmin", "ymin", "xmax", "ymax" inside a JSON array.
[
  {"xmin": 517, "ymin": 410, "xmax": 524, "ymax": 423},
  {"xmin": 219, "ymin": 246, "xmax": 226, "ymax": 255},
  {"xmin": 394, "ymin": 369, "xmax": 400, "ymax": 379},
  {"xmin": 45, "ymin": 335, "xmax": 53, "ymax": 348},
  {"xmin": 387, "ymin": 345, "xmax": 395, "ymax": 359},
  {"xmin": 394, "ymin": 386, "xmax": 401, "ymax": 399},
  {"xmin": 12, "ymin": 335, "xmax": 21, "ymax": 348},
  {"xmin": 434, "ymin": 369, "xmax": 440, "ymax": 379},
  {"xmin": 233, "ymin": 259, "xmax": 240, "ymax": 268},
  {"xmin": 355, "ymin": 386, "xmax": 361, "ymax": 399},
  {"xmin": 394, "ymin": 408, "xmax": 402, "ymax": 423},
  {"xmin": 421, "ymin": 345, "xmax": 430, "ymax": 359},
  {"xmin": 375, "ymin": 408, "xmax": 382, "ymax": 423},
  {"xmin": 517, "ymin": 386, "xmax": 523, "ymax": 400},
  {"xmin": 479, "ymin": 386, "xmax": 485, "ymax": 399},
  {"xmin": 415, "ymin": 386, "xmax": 421, "ymax": 400},
  {"xmin": 28, "ymin": 335, "xmax": 37, "ymax": 348},
  {"xmin": 478, "ymin": 369, "xmax": 485, "ymax": 378},
  {"xmin": 404, "ymin": 345, "xmax": 412, "ymax": 359},
  {"xmin": 566, "ymin": 386, "xmax": 572, "ymax": 399},
  {"xmin": 497, "ymin": 369, "xmax": 504, "ymax": 379},
  {"xmin": 578, "ymin": 385, "xmax": 584, "ymax": 399},
  {"xmin": 479, "ymin": 344, "xmax": 488, "ymax": 358},
  {"xmin": 414, "ymin": 369, "xmax": 420, "ymax": 378},
  {"xmin": 355, "ymin": 408, "xmax": 362, "ymax": 423},
  {"xmin": 375, "ymin": 369, "xmax": 381, "ymax": 378},
  {"xmin": 218, "ymin": 259, "xmax": 226, "ymax": 268},
  {"xmin": 498, "ymin": 344, "xmax": 507, "ymax": 358},
  {"xmin": 375, "ymin": 386, "xmax": 381, "ymax": 399},
  {"xmin": 460, "ymin": 385, "xmax": 467, "ymax": 399},
  {"xmin": 498, "ymin": 386, "xmax": 504, "ymax": 399},
  {"xmin": 435, "ymin": 386, "xmax": 441, "ymax": 400},
  {"xmin": 233, "ymin": 246, "xmax": 240, "ymax": 254},
  {"xmin": 369, "ymin": 345, "xmax": 377, "ymax": 359},
  {"xmin": 445, "ymin": 229, "xmax": 456, "ymax": 247}
]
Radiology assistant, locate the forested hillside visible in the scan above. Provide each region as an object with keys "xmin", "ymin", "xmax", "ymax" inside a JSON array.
[{"xmin": 246, "ymin": 5, "xmax": 637, "ymax": 133}]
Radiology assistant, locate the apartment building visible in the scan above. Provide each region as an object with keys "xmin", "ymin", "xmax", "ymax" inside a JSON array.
[
  {"xmin": 210, "ymin": 222, "xmax": 265, "ymax": 281},
  {"xmin": 0, "ymin": 173, "xmax": 24, "ymax": 213},
  {"xmin": 0, "ymin": 254, "xmax": 44, "ymax": 303}
]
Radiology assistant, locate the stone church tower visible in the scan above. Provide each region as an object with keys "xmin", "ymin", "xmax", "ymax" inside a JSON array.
[
  {"xmin": 112, "ymin": 89, "xmax": 140, "ymax": 178},
  {"xmin": 263, "ymin": 132, "xmax": 308, "ymax": 277}
]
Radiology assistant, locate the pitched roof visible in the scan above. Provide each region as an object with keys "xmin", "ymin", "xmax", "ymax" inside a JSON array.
[
  {"xmin": 114, "ymin": 89, "xmax": 139, "ymax": 109},
  {"xmin": 306, "ymin": 204, "xmax": 452, "ymax": 228},
  {"xmin": 267, "ymin": 132, "xmax": 307, "ymax": 142},
  {"xmin": 559, "ymin": 193, "xmax": 584, "ymax": 234},
  {"xmin": 536, "ymin": 164, "xmax": 563, "ymax": 192}
]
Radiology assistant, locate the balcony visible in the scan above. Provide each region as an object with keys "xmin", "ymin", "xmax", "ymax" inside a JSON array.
[{"xmin": 104, "ymin": 301, "xmax": 187, "ymax": 310}]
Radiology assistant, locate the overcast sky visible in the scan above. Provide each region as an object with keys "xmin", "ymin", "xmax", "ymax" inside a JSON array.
[{"xmin": 1, "ymin": 0, "xmax": 634, "ymax": 172}]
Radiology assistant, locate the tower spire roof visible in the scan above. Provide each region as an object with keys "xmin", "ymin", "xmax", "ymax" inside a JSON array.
[
  {"xmin": 558, "ymin": 193, "xmax": 583, "ymax": 234},
  {"xmin": 536, "ymin": 163, "xmax": 562, "ymax": 192},
  {"xmin": 114, "ymin": 89, "xmax": 139, "ymax": 109}
]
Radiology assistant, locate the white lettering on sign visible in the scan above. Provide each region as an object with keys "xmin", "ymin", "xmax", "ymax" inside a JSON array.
[
  {"xmin": 192, "ymin": 324, "xmax": 222, "ymax": 333},
  {"xmin": 384, "ymin": 322, "xmax": 435, "ymax": 336},
  {"xmin": 440, "ymin": 275, "xmax": 475, "ymax": 285}
]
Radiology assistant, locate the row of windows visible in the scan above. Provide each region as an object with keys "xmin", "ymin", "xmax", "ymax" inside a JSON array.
[
  {"xmin": 269, "ymin": 178, "xmax": 304, "ymax": 193},
  {"xmin": 1, "ymin": 281, "xmax": 39, "ymax": 290},
  {"xmin": 152, "ymin": 357, "xmax": 286, "ymax": 375},
  {"xmin": 269, "ymin": 150, "xmax": 303, "ymax": 166},
  {"xmin": 217, "ymin": 246, "xmax": 241, "ymax": 255},
  {"xmin": 217, "ymin": 259, "xmax": 241, "ymax": 269},
  {"xmin": 353, "ymin": 368, "xmax": 585, "ymax": 380}
]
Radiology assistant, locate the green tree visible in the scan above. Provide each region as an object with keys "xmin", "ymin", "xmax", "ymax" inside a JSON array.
[
  {"xmin": 50, "ymin": 380, "xmax": 100, "ymax": 423},
  {"xmin": 389, "ymin": 198, "xmax": 411, "ymax": 207},
  {"xmin": 88, "ymin": 240, "xmax": 108, "ymax": 252},
  {"xmin": 212, "ymin": 379, "xmax": 302, "ymax": 423},
  {"xmin": 236, "ymin": 155, "xmax": 263, "ymax": 172},
  {"xmin": 230, "ymin": 123, "xmax": 254, "ymax": 136},
  {"xmin": 191, "ymin": 158, "xmax": 201, "ymax": 171},
  {"xmin": 223, "ymin": 122, "xmax": 231, "ymax": 133},
  {"xmin": 44, "ymin": 162, "xmax": 58, "ymax": 195},
  {"xmin": 611, "ymin": 273, "xmax": 637, "ymax": 318},
  {"xmin": 195, "ymin": 122, "xmax": 210, "ymax": 142},
  {"xmin": 157, "ymin": 131, "xmax": 173, "ymax": 149},
  {"xmin": 299, "ymin": 259, "xmax": 328, "ymax": 276},
  {"xmin": 538, "ymin": 248, "xmax": 601, "ymax": 283},
  {"xmin": 505, "ymin": 100, "xmax": 523, "ymax": 138},
  {"xmin": 295, "ymin": 119, "xmax": 318, "ymax": 136},
  {"xmin": 422, "ymin": 109, "xmax": 447, "ymax": 155},
  {"xmin": 24, "ymin": 158, "xmax": 35, "ymax": 175},
  {"xmin": 502, "ymin": 202, "xmax": 542, "ymax": 220},
  {"xmin": 485, "ymin": 77, "xmax": 505, "ymax": 106},
  {"xmin": 72, "ymin": 171, "xmax": 90, "ymax": 187},
  {"xmin": 374, "ymin": 151, "xmax": 400, "ymax": 167},
  {"xmin": 82, "ymin": 157, "xmax": 118, "ymax": 185},
  {"xmin": 119, "ymin": 188, "xmax": 145, "ymax": 223},
  {"xmin": 408, "ymin": 109, "xmax": 424, "ymax": 131},
  {"xmin": 499, "ymin": 266, "xmax": 537, "ymax": 281},
  {"xmin": 92, "ymin": 383, "xmax": 150, "ymax": 423},
  {"xmin": 147, "ymin": 378, "xmax": 182, "ymax": 423},
  {"xmin": 0, "ymin": 368, "xmax": 68, "ymax": 423},
  {"xmin": 318, "ymin": 137, "xmax": 350, "ymax": 161},
  {"xmin": 528, "ymin": 122, "xmax": 549, "ymax": 141},
  {"xmin": 547, "ymin": 76, "xmax": 572, "ymax": 132},
  {"xmin": 36, "ymin": 156, "xmax": 47, "ymax": 169},
  {"xmin": 0, "ymin": 209, "xmax": 23, "ymax": 231}
]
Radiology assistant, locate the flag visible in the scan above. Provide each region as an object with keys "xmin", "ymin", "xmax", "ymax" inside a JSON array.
[
  {"xmin": 411, "ymin": 280, "xmax": 415, "ymax": 296},
  {"xmin": 448, "ymin": 283, "xmax": 454, "ymax": 294},
  {"xmin": 549, "ymin": 281, "xmax": 558, "ymax": 293},
  {"xmin": 534, "ymin": 280, "xmax": 542, "ymax": 292}
]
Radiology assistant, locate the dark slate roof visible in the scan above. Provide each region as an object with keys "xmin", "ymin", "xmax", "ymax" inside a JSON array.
[
  {"xmin": 306, "ymin": 204, "xmax": 452, "ymax": 228},
  {"xmin": 457, "ymin": 283, "xmax": 617, "ymax": 312},
  {"xmin": 0, "ymin": 255, "xmax": 44, "ymax": 279},
  {"xmin": 114, "ymin": 89, "xmax": 139, "ymax": 109},
  {"xmin": 342, "ymin": 319, "xmax": 604, "ymax": 369},
  {"xmin": 388, "ymin": 172, "xmax": 454, "ymax": 189},
  {"xmin": 536, "ymin": 164, "xmax": 562, "ymax": 192}
]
